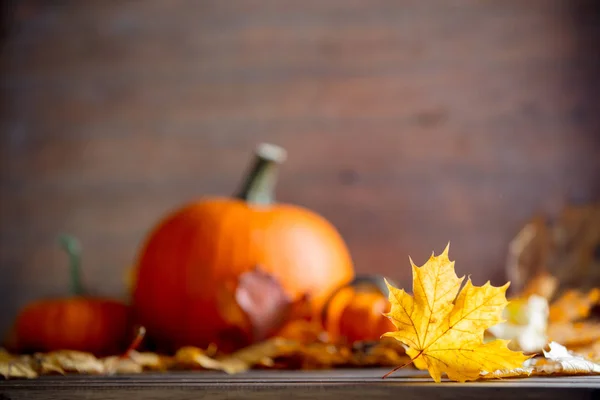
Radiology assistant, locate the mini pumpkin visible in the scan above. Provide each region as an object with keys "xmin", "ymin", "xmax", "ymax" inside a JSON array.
[
  {"xmin": 9, "ymin": 235, "xmax": 132, "ymax": 356},
  {"xmin": 322, "ymin": 275, "xmax": 395, "ymax": 343},
  {"xmin": 131, "ymin": 143, "xmax": 355, "ymax": 352}
]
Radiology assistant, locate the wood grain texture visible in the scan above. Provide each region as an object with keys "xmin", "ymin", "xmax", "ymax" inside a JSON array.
[
  {"xmin": 0, "ymin": 0, "xmax": 599, "ymax": 339},
  {"xmin": 1, "ymin": 369, "xmax": 600, "ymax": 400}
]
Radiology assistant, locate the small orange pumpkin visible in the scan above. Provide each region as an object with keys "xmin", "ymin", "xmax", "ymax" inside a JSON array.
[
  {"xmin": 132, "ymin": 143, "xmax": 355, "ymax": 352},
  {"xmin": 323, "ymin": 275, "xmax": 395, "ymax": 343},
  {"xmin": 9, "ymin": 235, "xmax": 132, "ymax": 356}
]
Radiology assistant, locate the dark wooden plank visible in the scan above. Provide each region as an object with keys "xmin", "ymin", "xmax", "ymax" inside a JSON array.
[{"xmin": 1, "ymin": 369, "xmax": 600, "ymax": 400}]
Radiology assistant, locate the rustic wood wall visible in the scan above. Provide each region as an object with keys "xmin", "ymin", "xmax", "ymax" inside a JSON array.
[{"xmin": 0, "ymin": 0, "xmax": 598, "ymax": 338}]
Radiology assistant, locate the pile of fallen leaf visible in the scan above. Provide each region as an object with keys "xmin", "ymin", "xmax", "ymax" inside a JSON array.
[
  {"xmin": 0, "ymin": 335, "xmax": 410, "ymax": 379},
  {"xmin": 490, "ymin": 203, "xmax": 600, "ymax": 364},
  {"xmin": 2, "ymin": 204, "xmax": 600, "ymax": 383}
]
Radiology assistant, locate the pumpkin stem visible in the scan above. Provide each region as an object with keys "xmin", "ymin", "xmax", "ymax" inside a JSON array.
[
  {"xmin": 58, "ymin": 234, "xmax": 84, "ymax": 296},
  {"xmin": 235, "ymin": 143, "xmax": 287, "ymax": 205}
]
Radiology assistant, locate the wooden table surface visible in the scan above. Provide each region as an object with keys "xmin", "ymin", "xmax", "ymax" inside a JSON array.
[{"xmin": 2, "ymin": 368, "xmax": 600, "ymax": 400}]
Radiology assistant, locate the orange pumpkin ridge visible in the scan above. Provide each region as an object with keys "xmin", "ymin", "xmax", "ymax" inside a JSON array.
[
  {"xmin": 9, "ymin": 235, "xmax": 132, "ymax": 356},
  {"xmin": 131, "ymin": 143, "xmax": 356, "ymax": 353}
]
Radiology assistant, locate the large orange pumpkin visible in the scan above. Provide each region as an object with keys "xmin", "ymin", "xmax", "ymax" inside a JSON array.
[
  {"xmin": 9, "ymin": 235, "xmax": 132, "ymax": 356},
  {"xmin": 131, "ymin": 144, "xmax": 355, "ymax": 352}
]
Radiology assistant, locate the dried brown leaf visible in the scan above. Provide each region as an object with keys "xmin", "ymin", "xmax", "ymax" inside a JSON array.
[
  {"xmin": 481, "ymin": 342, "xmax": 600, "ymax": 379},
  {"xmin": 567, "ymin": 341, "xmax": 600, "ymax": 363},
  {"xmin": 0, "ymin": 348, "xmax": 13, "ymax": 363},
  {"xmin": 37, "ymin": 351, "xmax": 105, "ymax": 375},
  {"xmin": 536, "ymin": 342, "xmax": 600, "ymax": 375},
  {"xmin": 549, "ymin": 288, "xmax": 600, "ymax": 323},
  {"xmin": 215, "ymin": 267, "xmax": 302, "ymax": 351},
  {"xmin": 32, "ymin": 355, "xmax": 66, "ymax": 375},
  {"xmin": 174, "ymin": 346, "xmax": 226, "ymax": 371},
  {"xmin": 172, "ymin": 338, "xmax": 298, "ymax": 374},
  {"xmin": 128, "ymin": 351, "xmax": 168, "ymax": 370},
  {"xmin": 0, "ymin": 358, "xmax": 38, "ymax": 379},
  {"xmin": 217, "ymin": 337, "xmax": 298, "ymax": 374},
  {"xmin": 506, "ymin": 204, "xmax": 600, "ymax": 296},
  {"xmin": 235, "ymin": 267, "xmax": 295, "ymax": 342},
  {"xmin": 350, "ymin": 339, "xmax": 409, "ymax": 367},
  {"xmin": 547, "ymin": 322, "xmax": 600, "ymax": 348},
  {"xmin": 480, "ymin": 367, "xmax": 535, "ymax": 380},
  {"xmin": 506, "ymin": 218, "xmax": 549, "ymax": 295},
  {"xmin": 103, "ymin": 356, "xmax": 143, "ymax": 374},
  {"xmin": 103, "ymin": 351, "xmax": 168, "ymax": 375},
  {"xmin": 298, "ymin": 343, "xmax": 352, "ymax": 369}
]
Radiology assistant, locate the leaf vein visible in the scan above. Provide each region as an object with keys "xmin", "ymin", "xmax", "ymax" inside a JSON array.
[{"xmin": 391, "ymin": 289, "xmax": 420, "ymax": 348}]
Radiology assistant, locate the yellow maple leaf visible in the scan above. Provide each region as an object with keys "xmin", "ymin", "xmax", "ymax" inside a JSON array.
[{"xmin": 382, "ymin": 244, "xmax": 530, "ymax": 382}]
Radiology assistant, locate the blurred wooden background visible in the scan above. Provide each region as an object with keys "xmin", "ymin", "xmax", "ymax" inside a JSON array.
[{"xmin": 0, "ymin": 0, "xmax": 599, "ymax": 339}]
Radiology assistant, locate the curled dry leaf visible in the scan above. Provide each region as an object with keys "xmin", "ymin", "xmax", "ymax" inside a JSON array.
[
  {"xmin": 1, "ymin": 349, "xmax": 37, "ymax": 379},
  {"xmin": 547, "ymin": 322, "xmax": 600, "ymax": 348},
  {"xmin": 506, "ymin": 218, "xmax": 548, "ymax": 296},
  {"xmin": 383, "ymin": 244, "xmax": 530, "ymax": 383},
  {"xmin": 32, "ymin": 355, "xmax": 66, "ymax": 375},
  {"xmin": 537, "ymin": 342, "xmax": 600, "ymax": 375},
  {"xmin": 548, "ymin": 288, "xmax": 600, "ymax": 323},
  {"xmin": 479, "ymin": 366, "xmax": 535, "ymax": 380},
  {"xmin": 104, "ymin": 351, "xmax": 168, "ymax": 375},
  {"xmin": 1, "ymin": 350, "xmax": 105, "ymax": 379},
  {"xmin": 174, "ymin": 346, "xmax": 225, "ymax": 371},
  {"xmin": 216, "ymin": 267, "xmax": 302, "ymax": 350},
  {"xmin": 506, "ymin": 204, "xmax": 600, "ymax": 296},
  {"xmin": 0, "ymin": 358, "xmax": 38, "ymax": 379},
  {"xmin": 217, "ymin": 337, "xmax": 298, "ymax": 374},
  {"xmin": 568, "ymin": 341, "xmax": 600, "ymax": 363},
  {"xmin": 286, "ymin": 343, "xmax": 353, "ymax": 370},
  {"xmin": 350, "ymin": 339, "xmax": 409, "ymax": 367},
  {"xmin": 238, "ymin": 338, "xmax": 409, "ymax": 371},
  {"xmin": 173, "ymin": 338, "xmax": 298, "ymax": 374},
  {"xmin": 103, "ymin": 356, "xmax": 144, "ymax": 375},
  {"xmin": 235, "ymin": 267, "xmax": 298, "ymax": 343},
  {"xmin": 128, "ymin": 351, "xmax": 168, "ymax": 370},
  {"xmin": 480, "ymin": 342, "xmax": 600, "ymax": 380},
  {"xmin": 37, "ymin": 351, "xmax": 105, "ymax": 375}
]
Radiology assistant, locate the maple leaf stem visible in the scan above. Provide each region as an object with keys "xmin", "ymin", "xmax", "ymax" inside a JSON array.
[
  {"xmin": 382, "ymin": 350, "xmax": 422, "ymax": 379},
  {"xmin": 121, "ymin": 326, "xmax": 147, "ymax": 359}
]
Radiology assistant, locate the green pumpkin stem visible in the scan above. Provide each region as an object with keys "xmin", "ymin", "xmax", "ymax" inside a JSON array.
[
  {"xmin": 58, "ymin": 234, "xmax": 84, "ymax": 296},
  {"xmin": 235, "ymin": 143, "xmax": 287, "ymax": 205}
]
